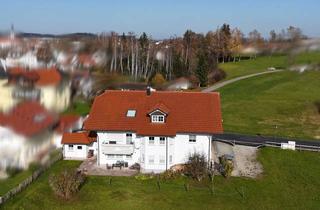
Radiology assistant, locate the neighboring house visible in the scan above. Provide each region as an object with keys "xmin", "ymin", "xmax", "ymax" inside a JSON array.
[
  {"xmin": 62, "ymin": 131, "xmax": 97, "ymax": 159},
  {"xmin": 65, "ymin": 89, "xmax": 223, "ymax": 173},
  {"xmin": 165, "ymin": 77, "xmax": 193, "ymax": 91},
  {"xmin": 0, "ymin": 101, "xmax": 57, "ymax": 171},
  {"xmin": 53, "ymin": 114, "xmax": 84, "ymax": 148},
  {"xmin": 5, "ymin": 51, "xmax": 45, "ymax": 69},
  {"xmin": 0, "ymin": 67, "xmax": 71, "ymax": 113}
]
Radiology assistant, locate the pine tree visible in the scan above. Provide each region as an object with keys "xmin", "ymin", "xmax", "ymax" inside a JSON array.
[{"xmin": 196, "ymin": 52, "xmax": 209, "ymax": 87}]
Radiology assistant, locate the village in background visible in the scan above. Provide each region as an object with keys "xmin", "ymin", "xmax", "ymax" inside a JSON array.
[{"xmin": 0, "ymin": 23, "xmax": 319, "ymax": 179}]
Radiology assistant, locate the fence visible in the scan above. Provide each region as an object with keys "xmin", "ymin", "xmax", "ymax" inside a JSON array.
[
  {"xmin": 213, "ymin": 133, "xmax": 320, "ymax": 152},
  {"xmin": 0, "ymin": 150, "xmax": 63, "ymax": 206}
]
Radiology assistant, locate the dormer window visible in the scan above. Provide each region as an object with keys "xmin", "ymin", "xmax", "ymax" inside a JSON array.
[
  {"xmin": 148, "ymin": 103, "xmax": 169, "ymax": 124},
  {"xmin": 151, "ymin": 115, "xmax": 165, "ymax": 123}
]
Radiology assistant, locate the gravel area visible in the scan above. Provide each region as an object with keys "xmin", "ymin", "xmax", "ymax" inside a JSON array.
[{"xmin": 232, "ymin": 145, "xmax": 263, "ymax": 178}]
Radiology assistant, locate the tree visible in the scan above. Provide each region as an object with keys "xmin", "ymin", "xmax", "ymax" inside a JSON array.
[
  {"xmin": 269, "ymin": 30, "xmax": 277, "ymax": 42},
  {"xmin": 151, "ymin": 73, "xmax": 166, "ymax": 87},
  {"xmin": 230, "ymin": 28, "xmax": 243, "ymax": 61},
  {"xmin": 49, "ymin": 169, "xmax": 86, "ymax": 200},
  {"xmin": 195, "ymin": 51, "xmax": 209, "ymax": 87},
  {"xmin": 185, "ymin": 153, "xmax": 208, "ymax": 182}
]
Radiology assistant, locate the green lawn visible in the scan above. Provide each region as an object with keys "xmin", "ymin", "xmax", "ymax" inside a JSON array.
[
  {"xmin": 219, "ymin": 52, "xmax": 320, "ymax": 80},
  {"xmin": 219, "ymin": 70, "xmax": 320, "ymax": 140},
  {"xmin": 2, "ymin": 148, "xmax": 320, "ymax": 210},
  {"xmin": 63, "ymin": 101, "xmax": 91, "ymax": 116},
  {"xmin": 0, "ymin": 164, "xmax": 38, "ymax": 196}
]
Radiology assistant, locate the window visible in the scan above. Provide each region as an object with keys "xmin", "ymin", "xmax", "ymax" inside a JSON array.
[
  {"xmin": 126, "ymin": 155, "xmax": 132, "ymax": 159},
  {"xmin": 68, "ymin": 145, "xmax": 73, "ymax": 151},
  {"xmin": 151, "ymin": 115, "xmax": 165, "ymax": 123},
  {"xmin": 126, "ymin": 109, "xmax": 136, "ymax": 117},
  {"xmin": 116, "ymin": 154, "xmax": 123, "ymax": 158},
  {"xmin": 159, "ymin": 155, "xmax": 165, "ymax": 164},
  {"xmin": 109, "ymin": 141, "xmax": 116, "ymax": 144},
  {"xmin": 77, "ymin": 146, "xmax": 82, "ymax": 150},
  {"xmin": 126, "ymin": 133, "xmax": 133, "ymax": 144},
  {"xmin": 169, "ymin": 155, "xmax": 173, "ymax": 163},
  {"xmin": 148, "ymin": 155, "xmax": 155, "ymax": 164},
  {"xmin": 159, "ymin": 137, "xmax": 165, "ymax": 145},
  {"xmin": 189, "ymin": 135, "xmax": 196, "ymax": 143},
  {"xmin": 149, "ymin": 137, "xmax": 155, "ymax": 145}
]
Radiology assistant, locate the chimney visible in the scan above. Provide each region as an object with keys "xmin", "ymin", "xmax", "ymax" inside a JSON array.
[{"xmin": 146, "ymin": 86, "xmax": 151, "ymax": 96}]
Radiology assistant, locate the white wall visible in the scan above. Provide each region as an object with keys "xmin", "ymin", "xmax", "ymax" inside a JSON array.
[
  {"xmin": 96, "ymin": 131, "xmax": 211, "ymax": 173},
  {"xmin": 63, "ymin": 144, "xmax": 88, "ymax": 159},
  {"xmin": 97, "ymin": 131, "xmax": 141, "ymax": 166}
]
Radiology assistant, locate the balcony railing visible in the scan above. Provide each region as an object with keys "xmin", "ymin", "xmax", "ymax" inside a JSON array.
[{"xmin": 101, "ymin": 143, "xmax": 134, "ymax": 155}]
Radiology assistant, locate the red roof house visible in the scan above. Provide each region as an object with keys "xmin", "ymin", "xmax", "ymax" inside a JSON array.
[{"xmin": 84, "ymin": 90, "xmax": 223, "ymax": 136}]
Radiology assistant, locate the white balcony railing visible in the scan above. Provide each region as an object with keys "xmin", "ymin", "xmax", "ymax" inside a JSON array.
[{"xmin": 101, "ymin": 144, "xmax": 134, "ymax": 155}]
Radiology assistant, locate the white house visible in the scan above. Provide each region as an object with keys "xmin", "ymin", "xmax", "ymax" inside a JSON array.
[
  {"xmin": 74, "ymin": 89, "xmax": 223, "ymax": 173},
  {"xmin": 62, "ymin": 131, "xmax": 97, "ymax": 160},
  {"xmin": 0, "ymin": 101, "xmax": 57, "ymax": 172}
]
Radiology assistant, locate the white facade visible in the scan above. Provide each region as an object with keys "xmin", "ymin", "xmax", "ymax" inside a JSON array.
[
  {"xmin": 0, "ymin": 127, "xmax": 54, "ymax": 170},
  {"xmin": 96, "ymin": 131, "xmax": 212, "ymax": 173},
  {"xmin": 63, "ymin": 142, "xmax": 97, "ymax": 160}
]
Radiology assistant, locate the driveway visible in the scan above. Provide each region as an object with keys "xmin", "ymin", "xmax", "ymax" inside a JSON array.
[{"xmin": 202, "ymin": 70, "xmax": 283, "ymax": 92}]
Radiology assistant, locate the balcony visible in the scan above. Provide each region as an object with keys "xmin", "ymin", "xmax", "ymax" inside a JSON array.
[{"xmin": 101, "ymin": 143, "xmax": 134, "ymax": 155}]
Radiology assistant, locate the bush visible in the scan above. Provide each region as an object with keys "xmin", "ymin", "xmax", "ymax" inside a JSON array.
[
  {"xmin": 6, "ymin": 167, "xmax": 22, "ymax": 178},
  {"xmin": 185, "ymin": 153, "xmax": 208, "ymax": 182},
  {"xmin": 151, "ymin": 73, "xmax": 166, "ymax": 87},
  {"xmin": 208, "ymin": 68, "xmax": 227, "ymax": 84},
  {"xmin": 134, "ymin": 173, "xmax": 154, "ymax": 181},
  {"xmin": 159, "ymin": 169, "xmax": 181, "ymax": 180},
  {"xmin": 314, "ymin": 101, "xmax": 320, "ymax": 114},
  {"xmin": 220, "ymin": 156, "xmax": 234, "ymax": 178},
  {"xmin": 49, "ymin": 169, "xmax": 86, "ymax": 200}
]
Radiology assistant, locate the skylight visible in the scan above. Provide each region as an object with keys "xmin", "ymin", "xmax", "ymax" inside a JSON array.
[{"xmin": 126, "ymin": 109, "xmax": 136, "ymax": 117}]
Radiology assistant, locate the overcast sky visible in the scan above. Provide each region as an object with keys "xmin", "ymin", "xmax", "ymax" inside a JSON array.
[{"xmin": 0, "ymin": 0, "xmax": 319, "ymax": 39}]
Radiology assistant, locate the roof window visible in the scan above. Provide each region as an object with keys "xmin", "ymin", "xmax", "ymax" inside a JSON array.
[{"xmin": 126, "ymin": 109, "xmax": 136, "ymax": 117}]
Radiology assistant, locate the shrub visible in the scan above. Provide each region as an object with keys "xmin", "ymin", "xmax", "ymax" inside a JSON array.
[
  {"xmin": 220, "ymin": 156, "xmax": 234, "ymax": 178},
  {"xmin": 6, "ymin": 167, "xmax": 22, "ymax": 177},
  {"xmin": 208, "ymin": 68, "xmax": 227, "ymax": 84},
  {"xmin": 185, "ymin": 153, "xmax": 208, "ymax": 182},
  {"xmin": 49, "ymin": 169, "xmax": 86, "ymax": 200},
  {"xmin": 151, "ymin": 73, "xmax": 166, "ymax": 87},
  {"xmin": 159, "ymin": 169, "xmax": 181, "ymax": 180},
  {"xmin": 134, "ymin": 173, "xmax": 154, "ymax": 181},
  {"xmin": 314, "ymin": 101, "xmax": 320, "ymax": 114}
]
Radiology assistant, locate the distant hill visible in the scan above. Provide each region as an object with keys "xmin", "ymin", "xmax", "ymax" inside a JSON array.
[{"xmin": 16, "ymin": 32, "xmax": 98, "ymax": 39}]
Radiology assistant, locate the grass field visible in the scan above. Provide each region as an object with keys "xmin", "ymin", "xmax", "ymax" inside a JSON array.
[
  {"xmin": 219, "ymin": 70, "xmax": 320, "ymax": 140},
  {"xmin": 0, "ymin": 164, "xmax": 38, "ymax": 196},
  {"xmin": 219, "ymin": 52, "xmax": 320, "ymax": 80},
  {"xmin": 1, "ymin": 148, "xmax": 320, "ymax": 210},
  {"xmin": 63, "ymin": 100, "xmax": 91, "ymax": 116}
]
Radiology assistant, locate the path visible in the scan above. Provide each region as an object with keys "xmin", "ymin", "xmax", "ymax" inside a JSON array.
[{"xmin": 202, "ymin": 70, "xmax": 283, "ymax": 92}]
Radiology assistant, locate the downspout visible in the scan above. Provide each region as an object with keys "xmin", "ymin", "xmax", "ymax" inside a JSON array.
[
  {"xmin": 97, "ymin": 132, "xmax": 100, "ymax": 166},
  {"xmin": 208, "ymin": 136, "xmax": 212, "ymax": 169},
  {"xmin": 166, "ymin": 137, "xmax": 168, "ymax": 171}
]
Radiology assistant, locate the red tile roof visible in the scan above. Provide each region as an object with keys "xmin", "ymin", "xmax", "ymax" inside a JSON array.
[
  {"xmin": 84, "ymin": 90, "xmax": 223, "ymax": 136},
  {"xmin": 61, "ymin": 132, "xmax": 96, "ymax": 145},
  {"xmin": 8, "ymin": 67, "xmax": 61, "ymax": 86},
  {"xmin": 55, "ymin": 115, "xmax": 81, "ymax": 134},
  {"xmin": 0, "ymin": 101, "xmax": 56, "ymax": 137}
]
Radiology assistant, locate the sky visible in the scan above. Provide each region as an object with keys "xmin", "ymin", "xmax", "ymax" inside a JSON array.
[{"xmin": 0, "ymin": 0, "xmax": 319, "ymax": 39}]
